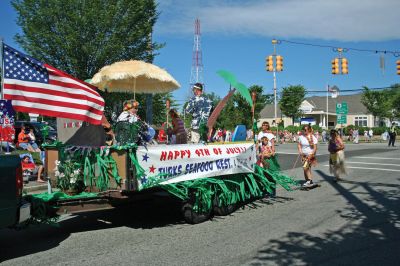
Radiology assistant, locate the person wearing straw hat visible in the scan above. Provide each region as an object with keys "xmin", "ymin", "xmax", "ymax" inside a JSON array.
[{"xmin": 185, "ymin": 83, "xmax": 212, "ymax": 143}]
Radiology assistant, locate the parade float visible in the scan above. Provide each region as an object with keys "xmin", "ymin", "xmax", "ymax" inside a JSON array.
[{"xmin": 20, "ymin": 60, "xmax": 297, "ymax": 224}]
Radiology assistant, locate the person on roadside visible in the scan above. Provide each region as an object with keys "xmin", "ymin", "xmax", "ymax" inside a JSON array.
[
  {"xmin": 184, "ymin": 83, "xmax": 213, "ymax": 143},
  {"xmin": 27, "ymin": 128, "xmax": 41, "ymax": 152},
  {"xmin": 364, "ymin": 130, "xmax": 369, "ymax": 142},
  {"xmin": 368, "ymin": 128, "xmax": 373, "ymax": 142},
  {"xmin": 21, "ymin": 155, "xmax": 45, "ymax": 183},
  {"xmin": 297, "ymin": 124, "xmax": 318, "ymax": 187},
  {"xmin": 168, "ymin": 109, "xmax": 187, "ymax": 144},
  {"xmin": 353, "ymin": 129, "xmax": 359, "ymax": 144},
  {"xmin": 322, "ymin": 129, "xmax": 327, "ymax": 143},
  {"xmin": 328, "ymin": 129, "xmax": 346, "ymax": 182},
  {"xmin": 18, "ymin": 125, "xmax": 40, "ymax": 152},
  {"xmin": 388, "ymin": 122, "xmax": 397, "ymax": 147}
]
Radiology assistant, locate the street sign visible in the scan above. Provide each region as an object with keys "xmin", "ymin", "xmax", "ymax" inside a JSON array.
[
  {"xmin": 336, "ymin": 102, "xmax": 348, "ymax": 114},
  {"xmin": 337, "ymin": 114, "xmax": 347, "ymax": 124}
]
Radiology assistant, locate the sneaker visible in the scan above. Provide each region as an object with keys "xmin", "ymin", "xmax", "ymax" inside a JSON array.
[{"xmin": 303, "ymin": 180, "xmax": 312, "ymax": 187}]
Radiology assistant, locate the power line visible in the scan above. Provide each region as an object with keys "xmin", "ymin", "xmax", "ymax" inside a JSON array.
[
  {"xmin": 264, "ymin": 85, "xmax": 398, "ymax": 97},
  {"xmin": 277, "ymin": 39, "xmax": 400, "ymax": 57}
]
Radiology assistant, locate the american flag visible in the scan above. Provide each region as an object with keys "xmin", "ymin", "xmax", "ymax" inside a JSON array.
[{"xmin": 2, "ymin": 43, "xmax": 104, "ymax": 125}]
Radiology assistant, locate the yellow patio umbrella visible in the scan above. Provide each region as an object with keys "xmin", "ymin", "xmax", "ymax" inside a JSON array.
[{"xmin": 91, "ymin": 60, "xmax": 180, "ymax": 99}]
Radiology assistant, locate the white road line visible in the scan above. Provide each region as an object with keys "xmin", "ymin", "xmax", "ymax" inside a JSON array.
[
  {"xmin": 323, "ymin": 165, "xmax": 400, "ymax": 172},
  {"xmin": 347, "ymin": 162, "xmax": 400, "ymax": 167},
  {"xmin": 352, "ymin": 156, "xmax": 400, "ymax": 160}
]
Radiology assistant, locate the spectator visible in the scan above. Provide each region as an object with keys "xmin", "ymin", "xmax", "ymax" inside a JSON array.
[
  {"xmin": 246, "ymin": 129, "xmax": 254, "ymax": 141},
  {"xmin": 18, "ymin": 125, "xmax": 40, "ymax": 152},
  {"xmin": 322, "ymin": 129, "xmax": 327, "ymax": 143},
  {"xmin": 368, "ymin": 128, "xmax": 373, "ymax": 142},
  {"xmin": 353, "ymin": 129, "xmax": 359, "ymax": 144},
  {"xmin": 364, "ymin": 130, "xmax": 369, "ymax": 142},
  {"xmin": 225, "ymin": 130, "xmax": 232, "ymax": 142},
  {"xmin": 388, "ymin": 122, "xmax": 397, "ymax": 147},
  {"xmin": 21, "ymin": 154, "xmax": 45, "ymax": 183}
]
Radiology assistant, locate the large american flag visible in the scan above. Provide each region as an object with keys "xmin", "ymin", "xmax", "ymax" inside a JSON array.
[{"xmin": 2, "ymin": 43, "xmax": 104, "ymax": 125}]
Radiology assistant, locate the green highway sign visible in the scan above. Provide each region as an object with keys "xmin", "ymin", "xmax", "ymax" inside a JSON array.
[
  {"xmin": 337, "ymin": 114, "xmax": 347, "ymax": 124},
  {"xmin": 336, "ymin": 102, "xmax": 348, "ymax": 114}
]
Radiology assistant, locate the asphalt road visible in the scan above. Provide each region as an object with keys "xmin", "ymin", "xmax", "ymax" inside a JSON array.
[{"xmin": 1, "ymin": 143, "xmax": 399, "ymax": 266}]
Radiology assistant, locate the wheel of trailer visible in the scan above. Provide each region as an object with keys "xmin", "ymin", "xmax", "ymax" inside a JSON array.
[
  {"xmin": 181, "ymin": 202, "xmax": 211, "ymax": 224},
  {"xmin": 212, "ymin": 194, "xmax": 237, "ymax": 216}
]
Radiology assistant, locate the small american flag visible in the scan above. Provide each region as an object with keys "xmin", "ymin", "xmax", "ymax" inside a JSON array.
[{"xmin": 2, "ymin": 43, "xmax": 104, "ymax": 125}]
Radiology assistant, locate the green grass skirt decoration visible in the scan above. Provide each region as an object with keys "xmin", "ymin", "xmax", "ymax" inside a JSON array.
[
  {"xmin": 26, "ymin": 147, "xmax": 298, "ymax": 224},
  {"xmin": 26, "ymin": 191, "xmax": 99, "ymax": 225},
  {"xmin": 158, "ymin": 159, "xmax": 298, "ymax": 214}
]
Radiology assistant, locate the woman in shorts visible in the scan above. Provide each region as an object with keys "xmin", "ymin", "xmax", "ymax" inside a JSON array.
[{"xmin": 297, "ymin": 125, "xmax": 318, "ymax": 187}]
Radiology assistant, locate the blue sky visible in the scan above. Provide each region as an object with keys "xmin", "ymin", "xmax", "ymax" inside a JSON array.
[{"xmin": 1, "ymin": 0, "xmax": 399, "ymax": 106}]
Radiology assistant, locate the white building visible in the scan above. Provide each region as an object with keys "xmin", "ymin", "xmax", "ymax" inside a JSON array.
[{"xmin": 259, "ymin": 93, "xmax": 378, "ymax": 128}]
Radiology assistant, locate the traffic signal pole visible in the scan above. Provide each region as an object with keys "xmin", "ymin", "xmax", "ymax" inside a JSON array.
[
  {"xmin": 266, "ymin": 39, "xmax": 283, "ymax": 142},
  {"xmin": 272, "ymin": 39, "xmax": 278, "ymax": 142}
]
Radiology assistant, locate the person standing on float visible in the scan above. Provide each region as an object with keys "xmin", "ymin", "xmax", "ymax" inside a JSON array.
[{"xmin": 184, "ymin": 83, "xmax": 212, "ymax": 143}]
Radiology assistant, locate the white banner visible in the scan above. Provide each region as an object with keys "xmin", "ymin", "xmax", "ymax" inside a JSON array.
[{"xmin": 136, "ymin": 143, "xmax": 257, "ymax": 188}]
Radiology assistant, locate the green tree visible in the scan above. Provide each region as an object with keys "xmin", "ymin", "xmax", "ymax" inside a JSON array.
[
  {"xmin": 12, "ymin": 0, "xmax": 161, "ymax": 80},
  {"xmin": 279, "ymin": 85, "xmax": 307, "ymax": 125},
  {"xmin": 361, "ymin": 87, "xmax": 393, "ymax": 126},
  {"xmin": 388, "ymin": 84, "xmax": 400, "ymax": 120}
]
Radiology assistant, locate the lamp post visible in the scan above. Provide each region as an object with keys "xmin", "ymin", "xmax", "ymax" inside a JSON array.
[{"xmin": 251, "ymin": 91, "xmax": 257, "ymax": 142}]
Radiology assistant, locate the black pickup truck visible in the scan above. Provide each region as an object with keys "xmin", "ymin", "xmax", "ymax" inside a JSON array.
[{"xmin": 0, "ymin": 154, "xmax": 31, "ymax": 229}]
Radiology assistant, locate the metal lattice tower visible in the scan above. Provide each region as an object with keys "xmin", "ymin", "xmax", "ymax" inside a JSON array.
[{"xmin": 189, "ymin": 18, "xmax": 204, "ymax": 93}]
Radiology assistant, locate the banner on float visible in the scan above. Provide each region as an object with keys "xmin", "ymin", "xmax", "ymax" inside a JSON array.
[{"xmin": 136, "ymin": 143, "xmax": 257, "ymax": 188}]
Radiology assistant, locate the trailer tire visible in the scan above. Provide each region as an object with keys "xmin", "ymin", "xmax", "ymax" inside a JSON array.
[
  {"xmin": 212, "ymin": 195, "xmax": 237, "ymax": 216},
  {"xmin": 182, "ymin": 203, "xmax": 211, "ymax": 224}
]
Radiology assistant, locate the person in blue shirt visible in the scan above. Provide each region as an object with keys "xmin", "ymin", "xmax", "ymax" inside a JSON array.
[{"xmin": 185, "ymin": 83, "xmax": 212, "ymax": 143}]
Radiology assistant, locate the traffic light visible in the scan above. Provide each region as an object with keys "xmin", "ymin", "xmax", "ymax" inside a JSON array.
[
  {"xmin": 266, "ymin": 56, "xmax": 273, "ymax": 72},
  {"xmin": 331, "ymin": 58, "xmax": 339, "ymax": 75},
  {"xmin": 276, "ymin": 55, "xmax": 283, "ymax": 71},
  {"xmin": 341, "ymin": 58, "xmax": 348, "ymax": 74},
  {"xmin": 397, "ymin": 60, "xmax": 400, "ymax": 75}
]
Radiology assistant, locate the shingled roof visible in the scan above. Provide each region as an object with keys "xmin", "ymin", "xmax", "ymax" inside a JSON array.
[{"xmin": 259, "ymin": 93, "xmax": 368, "ymax": 118}]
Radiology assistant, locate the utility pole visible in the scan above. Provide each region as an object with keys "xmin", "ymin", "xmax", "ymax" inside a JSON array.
[{"xmin": 266, "ymin": 39, "xmax": 283, "ymax": 140}]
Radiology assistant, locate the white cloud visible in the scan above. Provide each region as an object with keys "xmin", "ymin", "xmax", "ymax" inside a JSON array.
[{"xmin": 155, "ymin": 0, "xmax": 400, "ymax": 41}]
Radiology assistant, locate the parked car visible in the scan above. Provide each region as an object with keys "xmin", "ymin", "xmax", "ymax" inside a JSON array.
[
  {"xmin": 14, "ymin": 121, "xmax": 57, "ymax": 147},
  {"xmin": 0, "ymin": 154, "xmax": 31, "ymax": 229}
]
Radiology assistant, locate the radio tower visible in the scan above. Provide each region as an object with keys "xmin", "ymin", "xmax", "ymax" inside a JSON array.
[{"xmin": 189, "ymin": 18, "xmax": 204, "ymax": 94}]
